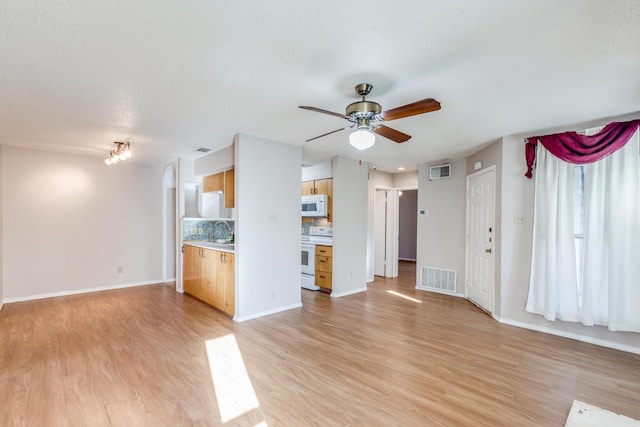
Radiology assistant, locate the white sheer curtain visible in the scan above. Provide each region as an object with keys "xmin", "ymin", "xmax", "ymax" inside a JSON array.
[
  {"xmin": 581, "ymin": 132, "xmax": 640, "ymax": 331},
  {"xmin": 526, "ymin": 129, "xmax": 640, "ymax": 332},
  {"xmin": 526, "ymin": 143, "xmax": 580, "ymax": 322}
]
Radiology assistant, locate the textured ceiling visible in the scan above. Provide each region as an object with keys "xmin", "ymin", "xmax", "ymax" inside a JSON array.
[{"xmin": 1, "ymin": 1, "xmax": 639, "ymax": 172}]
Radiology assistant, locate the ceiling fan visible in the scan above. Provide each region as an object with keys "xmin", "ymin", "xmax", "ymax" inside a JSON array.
[{"xmin": 299, "ymin": 83, "xmax": 441, "ymax": 150}]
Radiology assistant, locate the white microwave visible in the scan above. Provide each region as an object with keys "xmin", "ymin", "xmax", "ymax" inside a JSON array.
[{"xmin": 302, "ymin": 194, "xmax": 328, "ymax": 217}]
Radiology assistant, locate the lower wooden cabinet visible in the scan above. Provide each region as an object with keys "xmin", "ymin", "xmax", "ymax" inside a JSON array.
[
  {"xmin": 183, "ymin": 245, "xmax": 235, "ymax": 316},
  {"xmin": 315, "ymin": 245, "xmax": 332, "ymax": 290}
]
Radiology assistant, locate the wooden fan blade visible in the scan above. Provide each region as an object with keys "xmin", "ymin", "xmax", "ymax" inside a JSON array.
[
  {"xmin": 372, "ymin": 125, "xmax": 411, "ymax": 143},
  {"xmin": 305, "ymin": 126, "xmax": 351, "ymax": 142},
  {"xmin": 299, "ymin": 106, "xmax": 350, "ymax": 120},
  {"xmin": 380, "ymin": 98, "xmax": 441, "ymax": 121}
]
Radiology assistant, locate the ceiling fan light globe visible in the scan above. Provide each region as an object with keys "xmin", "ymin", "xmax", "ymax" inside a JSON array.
[{"xmin": 349, "ymin": 130, "xmax": 375, "ymax": 150}]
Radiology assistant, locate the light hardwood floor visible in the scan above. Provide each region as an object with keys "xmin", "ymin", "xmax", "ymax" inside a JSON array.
[{"xmin": 1, "ymin": 262, "xmax": 640, "ymax": 426}]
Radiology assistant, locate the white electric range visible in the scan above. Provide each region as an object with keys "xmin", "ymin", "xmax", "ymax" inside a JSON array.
[{"xmin": 301, "ymin": 226, "xmax": 333, "ymax": 290}]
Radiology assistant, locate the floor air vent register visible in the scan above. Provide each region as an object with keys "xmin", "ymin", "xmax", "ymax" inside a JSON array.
[{"xmin": 420, "ymin": 267, "xmax": 457, "ymax": 294}]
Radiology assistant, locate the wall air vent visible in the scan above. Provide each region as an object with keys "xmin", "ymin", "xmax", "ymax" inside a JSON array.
[
  {"xmin": 194, "ymin": 147, "xmax": 211, "ymax": 153},
  {"xmin": 429, "ymin": 163, "xmax": 451, "ymax": 180},
  {"xmin": 419, "ymin": 266, "xmax": 457, "ymax": 294}
]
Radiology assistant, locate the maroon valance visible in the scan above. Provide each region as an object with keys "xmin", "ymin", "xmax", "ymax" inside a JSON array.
[{"xmin": 524, "ymin": 119, "xmax": 640, "ymax": 178}]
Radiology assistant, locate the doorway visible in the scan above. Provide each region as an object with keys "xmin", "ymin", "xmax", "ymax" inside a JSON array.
[
  {"xmin": 398, "ymin": 189, "xmax": 417, "ymax": 262},
  {"xmin": 374, "ymin": 189, "xmax": 389, "ymax": 277},
  {"xmin": 465, "ymin": 167, "xmax": 495, "ymax": 313},
  {"xmin": 162, "ymin": 163, "xmax": 177, "ymax": 283}
]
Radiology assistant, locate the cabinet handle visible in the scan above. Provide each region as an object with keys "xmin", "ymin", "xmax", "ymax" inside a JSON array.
[{"xmin": 319, "ymin": 275, "xmax": 325, "ymax": 279}]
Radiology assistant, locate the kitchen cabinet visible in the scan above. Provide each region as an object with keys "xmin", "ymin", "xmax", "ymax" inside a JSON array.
[
  {"xmin": 203, "ymin": 168, "xmax": 235, "ymax": 208},
  {"xmin": 302, "ymin": 178, "xmax": 330, "ymax": 195},
  {"xmin": 302, "ymin": 178, "xmax": 333, "ymax": 220},
  {"xmin": 182, "ymin": 245, "xmax": 235, "ymax": 316},
  {"xmin": 216, "ymin": 251, "xmax": 235, "ymax": 315},
  {"xmin": 183, "ymin": 245, "xmax": 202, "ymax": 297},
  {"xmin": 315, "ymin": 245, "xmax": 332, "ymax": 290},
  {"xmin": 203, "ymin": 172, "xmax": 224, "ymax": 193},
  {"xmin": 224, "ymin": 169, "xmax": 234, "ymax": 208}
]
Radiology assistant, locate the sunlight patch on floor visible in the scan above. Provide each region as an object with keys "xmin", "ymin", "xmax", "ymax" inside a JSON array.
[
  {"xmin": 386, "ymin": 290, "xmax": 422, "ymax": 303},
  {"xmin": 205, "ymin": 334, "xmax": 262, "ymax": 424}
]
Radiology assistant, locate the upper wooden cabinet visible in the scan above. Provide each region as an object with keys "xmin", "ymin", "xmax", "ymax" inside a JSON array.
[
  {"xmin": 203, "ymin": 168, "xmax": 235, "ymax": 208},
  {"xmin": 224, "ymin": 169, "xmax": 234, "ymax": 208},
  {"xmin": 203, "ymin": 172, "xmax": 224, "ymax": 193},
  {"xmin": 302, "ymin": 178, "xmax": 330, "ymax": 195}
]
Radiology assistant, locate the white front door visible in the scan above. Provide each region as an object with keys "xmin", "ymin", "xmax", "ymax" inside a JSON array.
[
  {"xmin": 466, "ymin": 168, "xmax": 495, "ymax": 313},
  {"xmin": 374, "ymin": 189, "xmax": 388, "ymax": 277}
]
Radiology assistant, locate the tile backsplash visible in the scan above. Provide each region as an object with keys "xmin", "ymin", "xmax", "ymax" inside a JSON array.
[
  {"xmin": 301, "ymin": 218, "xmax": 332, "ymax": 235},
  {"xmin": 183, "ymin": 219, "xmax": 234, "ymax": 241}
]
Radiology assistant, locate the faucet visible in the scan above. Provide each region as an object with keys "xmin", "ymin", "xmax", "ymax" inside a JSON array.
[{"xmin": 214, "ymin": 220, "xmax": 232, "ymax": 241}]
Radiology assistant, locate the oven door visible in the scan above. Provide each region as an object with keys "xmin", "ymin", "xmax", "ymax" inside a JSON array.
[{"xmin": 301, "ymin": 243, "xmax": 315, "ymax": 275}]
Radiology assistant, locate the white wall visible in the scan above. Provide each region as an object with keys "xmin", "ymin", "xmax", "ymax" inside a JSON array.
[
  {"xmin": 416, "ymin": 159, "xmax": 466, "ymax": 294},
  {"xmin": 235, "ymin": 134, "xmax": 302, "ymax": 320},
  {"xmin": 0, "ymin": 147, "xmax": 3, "ymax": 309},
  {"xmin": 301, "ymin": 161, "xmax": 332, "ymax": 181},
  {"xmin": 3, "ymin": 147, "xmax": 163, "ymax": 301},
  {"xmin": 332, "ymin": 156, "xmax": 368, "ymax": 297},
  {"xmin": 392, "ymin": 171, "xmax": 418, "ymax": 188},
  {"xmin": 193, "ymin": 143, "xmax": 234, "ymax": 176}
]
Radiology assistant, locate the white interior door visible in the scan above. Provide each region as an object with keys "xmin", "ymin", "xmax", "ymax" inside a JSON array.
[
  {"xmin": 466, "ymin": 168, "xmax": 495, "ymax": 313},
  {"xmin": 374, "ymin": 189, "xmax": 388, "ymax": 277}
]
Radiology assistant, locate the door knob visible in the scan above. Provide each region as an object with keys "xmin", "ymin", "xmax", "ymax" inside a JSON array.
[{"xmin": 485, "ymin": 248, "xmax": 492, "ymax": 254}]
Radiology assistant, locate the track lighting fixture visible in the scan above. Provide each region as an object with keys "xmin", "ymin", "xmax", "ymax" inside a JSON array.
[{"xmin": 105, "ymin": 141, "xmax": 132, "ymax": 165}]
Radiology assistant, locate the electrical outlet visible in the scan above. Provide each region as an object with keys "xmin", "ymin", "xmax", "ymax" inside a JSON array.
[
  {"xmin": 514, "ymin": 215, "xmax": 526, "ymax": 224},
  {"xmin": 267, "ymin": 212, "xmax": 277, "ymax": 222}
]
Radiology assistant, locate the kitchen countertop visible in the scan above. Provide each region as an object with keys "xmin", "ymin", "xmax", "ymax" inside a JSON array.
[{"xmin": 183, "ymin": 241, "xmax": 235, "ymax": 253}]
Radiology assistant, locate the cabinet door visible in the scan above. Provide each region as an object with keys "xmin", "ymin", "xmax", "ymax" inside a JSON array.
[
  {"xmin": 315, "ymin": 255, "xmax": 332, "ymax": 273},
  {"xmin": 222, "ymin": 253, "xmax": 235, "ymax": 315},
  {"xmin": 213, "ymin": 251, "xmax": 226, "ymax": 311},
  {"xmin": 314, "ymin": 179, "xmax": 329, "ymax": 195},
  {"xmin": 201, "ymin": 249, "xmax": 217, "ymax": 306},
  {"xmin": 301, "ymin": 181, "xmax": 315, "ymax": 195},
  {"xmin": 203, "ymin": 172, "xmax": 224, "ymax": 193},
  {"xmin": 316, "ymin": 245, "xmax": 332, "ymax": 257},
  {"xmin": 316, "ymin": 272, "xmax": 332, "ymax": 289},
  {"xmin": 183, "ymin": 245, "xmax": 198, "ymax": 296},
  {"xmin": 224, "ymin": 169, "xmax": 235, "ymax": 208}
]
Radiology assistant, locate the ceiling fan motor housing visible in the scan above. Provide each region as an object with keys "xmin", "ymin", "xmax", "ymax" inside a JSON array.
[{"xmin": 346, "ymin": 101, "xmax": 382, "ymax": 118}]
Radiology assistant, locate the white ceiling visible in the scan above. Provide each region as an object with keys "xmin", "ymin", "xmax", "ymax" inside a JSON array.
[{"xmin": 2, "ymin": 1, "xmax": 639, "ymax": 172}]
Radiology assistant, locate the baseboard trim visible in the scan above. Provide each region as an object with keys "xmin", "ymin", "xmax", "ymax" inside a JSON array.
[
  {"xmin": 330, "ymin": 286, "xmax": 368, "ymax": 298},
  {"xmin": 495, "ymin": 316, "xmax": 640, "ymax": 355},
  {"xmin": 234, "ymin": 302, "xmax": 303, "ymax": 323},
  {"xmin": 2, "ymin": 279, "xmax": 163, "ymax": 304}
]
